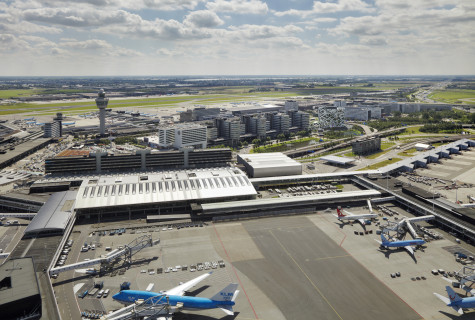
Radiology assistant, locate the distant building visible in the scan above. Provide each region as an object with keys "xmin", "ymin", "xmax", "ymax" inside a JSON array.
[
  {"xmin": 344, "ymin": 106, "xmax": 382, "ymax": 121},
  {"xmin": 289, "ymin": 111, "xmax": 310, "ymax": 131},
  {"xmin": 318, "ymin": 106, "xmax": 345, "ymax": 129},
  {"xmin": 334, "ymin": 100, "xmax": 347, "ymax": 108},
  {"xmin": 382, "ymin": 103, "xmax": 452, "ymax": 114},
  {"xmin": 44, "ymin": 121, "xmax": 61, "ymax": 138},
  {"xmin": 271, "ymin": 113, "xmax": 290, "ymax": 133},
  {"xmin": 284, "ymin": 100, "xmax": 299, "ymax": 112},
  {"xmin": 158, "ymin": 124, "xmax": 207, "ymax": 149},
  {"xmin": 180, "ymin": 107, "xmax": 221, "ymax": 122},
  {"xmin": 352, "ymin": 136, "xmax": 381, "ymax": 155}
]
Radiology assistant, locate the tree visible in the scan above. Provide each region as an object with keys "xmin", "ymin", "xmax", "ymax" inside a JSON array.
[
  {"xmin": 277, "ymin": 133, "xmax": 285, "ymax": 141},
  {"xmin": 251, "ymin": 139, "xmax": 261, "ymax": 145}
]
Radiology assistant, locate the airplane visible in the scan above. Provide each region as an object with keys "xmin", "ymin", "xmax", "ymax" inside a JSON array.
[
  {"xmin": 375, "ymin": 231, "xmax": 425, "ymax": 258},
  {"xmin": 112, "ymin": 272, "xmax": 239, "ymax": 317},
  {"xmin": 334, "ymin": 206, "xmax": 377, "ymax": 226},
  {"xmin": 434, "ymin": 285, "xmax": 475, "ymax": 314}
]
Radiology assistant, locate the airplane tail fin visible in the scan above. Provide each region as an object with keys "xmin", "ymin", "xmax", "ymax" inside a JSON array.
[
  {"xmin": 211, "ymin": 283, "xmax": 239, "ymax": 302},
  {"xmin": 380, "ymin": 233, "xmax": 388, "ymax": 244},
  {"xmin": 337, "ymin": 206, "xmax": 345, "ymax": 217},
  {"xmin": 445, "ymin": 286, "xmax": 462, "ymax": 303},
  {"xmin": 434, "ymin": 287, "xmax": 464, "ymax": 314}
]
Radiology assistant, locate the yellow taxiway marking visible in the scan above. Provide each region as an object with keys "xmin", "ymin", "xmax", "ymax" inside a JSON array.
[{"xmin": 269, "ymin": 229, "xmax": 344, "ymax": 320}]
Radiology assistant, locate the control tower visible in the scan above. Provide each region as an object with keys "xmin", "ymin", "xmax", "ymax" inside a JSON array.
[{"xmin": 95, "ymin": 89, "xmax": 109, "ymax": 136}]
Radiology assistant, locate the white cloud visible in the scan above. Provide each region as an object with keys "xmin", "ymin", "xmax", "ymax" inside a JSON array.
[
  {"xmin": 227, "ymin": 24, "xmax": 302, "ymax": 40},
  {"xmin": 184, "ymin": 10, "xmax": 224, "ymax": 28},
  {"xmin": 275, "ymin": 0, "xmax": 374, "ymax": 17},
  {"xmin": 206, "ymin": 0, "xmax": 269, "ymax": 15}
]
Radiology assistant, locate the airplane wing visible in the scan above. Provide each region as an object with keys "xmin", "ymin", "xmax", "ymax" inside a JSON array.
[
  {"xmin": 433, "ymin": 292, "xmax": 450, "ymax": 305},
  {"xmin": 358, "ymin": 218, "xmax": 366, "ymax": 225},
  {"xmin": 165, "ymin": 272, "xmax": 212, "ymax": 296},
  {"xmin": 404, "ymin": 246, "xmax": 415, "ymax": 256}
]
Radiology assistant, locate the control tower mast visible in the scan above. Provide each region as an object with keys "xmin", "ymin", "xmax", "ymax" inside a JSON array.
[{"xmin": 95, "ymin": 89, "xmax": 109, "ymax": 136}]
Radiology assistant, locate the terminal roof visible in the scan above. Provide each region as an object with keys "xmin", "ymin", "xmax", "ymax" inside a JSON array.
[{"xmin": 24, "ymin": 191, "xmax": 76, "ymax": 234}]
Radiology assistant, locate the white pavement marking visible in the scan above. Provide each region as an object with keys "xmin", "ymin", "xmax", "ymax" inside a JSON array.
[
  {"xmin": 73, "ymin": 283, "xmax": 85, "ymax": 294},
  {"xmin": 21, "ymin": 238, "xmax": 36, "ymax": 257}
]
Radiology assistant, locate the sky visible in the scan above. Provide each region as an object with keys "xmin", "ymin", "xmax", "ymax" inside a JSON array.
[{"xmin": 0, "ymin": 0, "xmax": 474, "ymax": 76}]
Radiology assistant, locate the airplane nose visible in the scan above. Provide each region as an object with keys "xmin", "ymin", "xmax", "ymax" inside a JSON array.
[{"xmin": 112, "ymin": 293, "xmax": 121, "ymax": 300}]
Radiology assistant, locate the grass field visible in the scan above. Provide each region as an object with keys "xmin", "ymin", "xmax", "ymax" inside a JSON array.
[
  {"xmin": 397, "ymin": 148, "xmax": 417, "ymax": 157},
  {"xmin": 358, "ymin": 158, "xmax": 402, "ymax": 170},
  {"xmin": 428, "ymin": 89, "xmax": 475, "ymax": 104},
  {"xmin": 0, "ymin": 91, "xmax": 298, "ymax": 116}
]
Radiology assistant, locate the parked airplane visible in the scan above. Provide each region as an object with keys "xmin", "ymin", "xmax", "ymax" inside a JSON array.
[
  {"xmin": 112, "ymin": 272, "xmax": 239, "ymax": 317},
  {"xmin": 334, "ymin": 207, "xmax": 377, "ymax": 225},
  {"xmin": 375, "ymin": 232, "xmax": 425, "ymax": 257},
  {"xmin": 434, "ymin": 285, "xmax": 475, "ymax": 314}
]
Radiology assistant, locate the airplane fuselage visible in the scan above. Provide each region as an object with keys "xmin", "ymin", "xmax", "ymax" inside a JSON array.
[
  {"xmin": 450, "ymin": 297, "xmax": 475, "ymax": 309},
  {"xmin": 382, "ymin": 239, "xmax": 425, "ymax": 248},
  {"xmin": 338, "ymin": 214, "xmax": 377, "ymax": 221},
  {"xmin": 113, "ymin": 290, "xmax": 234, "ymax": 311}
]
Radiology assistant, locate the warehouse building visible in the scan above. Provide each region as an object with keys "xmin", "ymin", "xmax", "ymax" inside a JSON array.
[{"xmin": 237, "ymin": 153, "xmax": 302, "ymax": 178}]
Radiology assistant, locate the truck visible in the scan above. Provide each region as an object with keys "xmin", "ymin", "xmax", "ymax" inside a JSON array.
[{"xmin": 78, "ymin": 290, "xmax": 88, "ymax": 298}]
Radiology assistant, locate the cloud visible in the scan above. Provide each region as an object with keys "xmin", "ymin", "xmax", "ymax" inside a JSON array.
[
  {"xmin": 206, "ymin": 0, "xmax": 269, "ymax": 15},
  {"xmin": 184, "ymin": 10, "xmax": 224, "ymax": 28},
  {"xmin": 16, "ymin": 0, "xmax": 203, "ymax": 11},
  {"xmin": 275, "ymin": 0, "xmax": 374, "ymax": 17},
  {"xmin": 0, "ymin": 33, "xmax": 31, "ymax": 52},
  {"xmin": 228, "ymin": 24, "xmax": 303, "ymax": 40}
]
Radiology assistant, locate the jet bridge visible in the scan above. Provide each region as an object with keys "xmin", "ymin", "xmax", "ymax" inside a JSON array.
[
  {"xmin": 50, "ymin": 235, "xmax": 159, "ymax": 276},
  {"xmin": 102, "ymin": 294, "xmax": 170, "ymax": 320}
]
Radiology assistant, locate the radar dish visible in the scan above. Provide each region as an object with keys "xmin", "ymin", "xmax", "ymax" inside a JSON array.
[{"xmin": 98, "ymin": 89, "xmax": 106, "ymax": 98}]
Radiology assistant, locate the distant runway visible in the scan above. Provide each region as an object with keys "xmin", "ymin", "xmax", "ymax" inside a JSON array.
[{"xmin": 228, "ymin": 216, "xmax": 421, "ymax": 320}]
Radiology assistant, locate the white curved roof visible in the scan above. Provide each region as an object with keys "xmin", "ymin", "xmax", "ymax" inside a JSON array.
[{"xmin": 25, "ymin": 191, "xmax": 76, "ymax": 234}]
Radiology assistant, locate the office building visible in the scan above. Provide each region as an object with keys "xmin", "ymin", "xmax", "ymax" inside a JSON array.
[
  {"xmin": 158, "ymin": 124, "xmax": 207, "ymax": 149},
  {"xmin": 289, "ymin": 111, "xmax": 310, "ymax": 131},
  {"xmin": 284, "ymin": 100, "xmax": 299, "ymax": 112},
  {"xmin": 271, "ymin": 113, "xmax": 290, "ymax": 133},
  {"xmin": 318, "ymin": 106, "xmax": 345, "ymax": 129},
  {"xmin": 352, "ymin": 136, "xmax": 381, "ymax": 155},
  {"xmin": 180, "ymin": 107, "xmax": 221, "ymax": 122},
  {"xmin": 44, "ymin": 121, "xmax": 61, "ymax": 138}
]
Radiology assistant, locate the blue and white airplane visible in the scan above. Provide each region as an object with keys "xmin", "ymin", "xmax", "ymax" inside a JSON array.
[
  {"xmin": 434, "ymin": 285, "xmax": 475, "ymax": 314},
  {"xmin": 112, "ymin": 272, "xmax": 239, "ymax": 317},
  {"xmin": 375, "ymin": 232, "xmax": 425, "ymax": 257}
]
